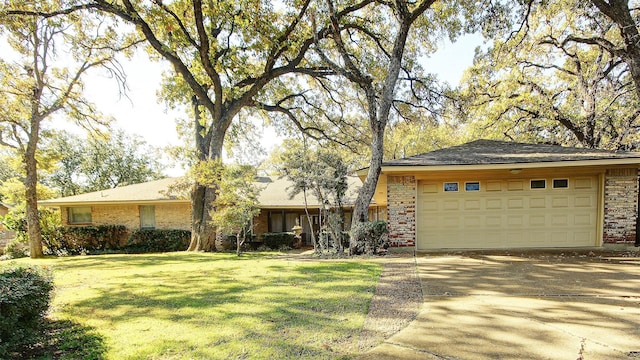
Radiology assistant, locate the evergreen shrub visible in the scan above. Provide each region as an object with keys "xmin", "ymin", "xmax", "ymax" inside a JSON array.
[
  {"xmin": 126, "ymin": 229, "xmax": 191, "ymax": 253},
  {"xmin": 261, "ymin": 232, "xmax": 295, "ymax": 249},
  {"xmin": 0, "ymin": 265, "xmax": 54, "ymax": 358}
]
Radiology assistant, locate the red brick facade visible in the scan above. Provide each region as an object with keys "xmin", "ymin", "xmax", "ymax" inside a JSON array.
[
  {"xmin": 386, "ymin": 176, "xmax": 416, "ymax": 247},
  {"xmin": 603, "ymin": 168, "xmax": 638, "ymax": 244}
]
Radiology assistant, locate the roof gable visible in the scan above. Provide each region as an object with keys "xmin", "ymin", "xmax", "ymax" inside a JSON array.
[{"xmin": 383, "ymin": 139, "xmax": 640, "ymax": 167}]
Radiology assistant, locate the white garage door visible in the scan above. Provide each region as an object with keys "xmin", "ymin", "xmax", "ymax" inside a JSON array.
[{"xmin": 417, "ymin": 176, "xmax": 599, "ymax": 250}]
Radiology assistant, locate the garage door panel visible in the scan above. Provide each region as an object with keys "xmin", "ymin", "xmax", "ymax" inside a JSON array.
[
  {"xmin": 486, "ymin": 215, "xmax": 502, "ymax": 227},
  {"xmin": 486, "ymin": 198, "xmax": 502, "ymax": 209},
  {"xmin": 464, "ymin": 199, "xmax": 480, "ymax": 210},
  {"xmin": 443, "ymin": 200, "xmax": 459, "ymax": 210},
  {"xmin": 574, "ymin": 195, "xmax": 593, "ymax": 207},
  {"xmin": 507, "ymin": 198, "xmax": 524, "ymax": 209},
  {"xmin": 417, "ymin": 176, "xmax": 598, "ymax": 250},
  {"xmin": 551, "ymin": 196, "xmax": 569, "ymax": 208},
  {"xmin": 507, "ymin": 215, "xmax": 524, "ymax": 226},
  {"xmin": 530, "ymin": 197, "xmax": 546, "ymax": 208},
  {"xmin": 421, "ymin": 200, "xmax": 439, "ymax": 211}
]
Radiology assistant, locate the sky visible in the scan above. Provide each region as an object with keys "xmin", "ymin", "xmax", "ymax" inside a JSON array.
[{"xmin": 82, "ymin": 33, "xmax": 485, "ymax": 176}]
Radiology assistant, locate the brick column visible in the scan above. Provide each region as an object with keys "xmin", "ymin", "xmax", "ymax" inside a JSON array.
[
  {"xmin": 603, "ymin": 168, "xmax": 638, "ymax": 244},
  {"xmin": 387, "ymin": 176, "xmax": 416, "ymax": 247}
]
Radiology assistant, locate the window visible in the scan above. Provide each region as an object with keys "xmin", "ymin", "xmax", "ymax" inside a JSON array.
[
  {"xmin": 444, "ymin": 182, "xmax": 459, "ymax": 192},
  {"xmin": 465, "ymin": 182, "xmax": 480, "ymax": 191},
  {"xmin": 68, "ymin": 207, "xmax": 92, "ymax": 224},
  {"xmin": 269, "ymin": 212, "xmax": 284, "ymax": 232},
  {"xmin": 530, "ymin": 179, "xmax": 546, "ymax": 189},
  {"xmin": 269, "ymin": 212, "xmax": 299, "ymax": 232},
  {"xmin": 140, "ymin": 206, "xmax": 155, "ymax": 229},
  {"xmin": 553, "ymin": 179, "xmax": 569, "ymax": 189}
]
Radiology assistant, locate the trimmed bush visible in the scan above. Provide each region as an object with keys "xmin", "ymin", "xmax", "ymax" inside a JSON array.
[
  {"xmin": 350, "ymin": 221, "xmax": 389, "ymax": 255},
  {"xmin": 0, "ymin": 265, "xmax": 54, "ymax": 358},
  {"xmin": 261, "ymin": 232, "xmax": 295, "ymax": 249},
  {"xmin": 126, "ymin": 229, "xmax": 191, "ymax": 253},
  {"xmin": 55, "ymin": 225, "xmax": 128, "ymax": 254}
]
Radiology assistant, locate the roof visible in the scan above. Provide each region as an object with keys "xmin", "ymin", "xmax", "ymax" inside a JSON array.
[
  {"xmin": 40, "ymin": 177, "xmax": 184, "ymax": 206},
  {"xmin": 382, "ymin": 139, "xmax": 640, "ymax": 167},
  {"xmin": 255, "ymin": 176, "xmax": 362, "ymax": 208},
  {"xmin": 40, "ymin": 175, "xmax": 365, "ymax": 208}
]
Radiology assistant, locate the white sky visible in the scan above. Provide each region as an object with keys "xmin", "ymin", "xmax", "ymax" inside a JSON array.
[{"xmin": 82, "ymin": 33, "xmax": 484, "ymax": 176}]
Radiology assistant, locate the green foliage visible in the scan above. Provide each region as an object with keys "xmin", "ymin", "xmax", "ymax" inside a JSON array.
[
  {"xmin": 45, "ymin": 130, "xmax": 165, "ymax": 196},
  {"xmin": 458, "ymin": 0, "xmax": 640, "ymax": 150},
  {"xmin": 260, "ymin": 232, "xmax": 295, "ymax": 250},
  {"xmin": 204, "ymin": 160, "xmax": 262, "ymax": 255},
  {"xmin": 126, "ymin": 229, "xmax": 191, "ymax": 253},
  {"xmin": 3, "ymin": 239, "xmax": 28, "ymax": 259},
  {"xmin": 0, "ymin": 177, "xmax": 58, "ymax": 206},
  {"xmin": 350, "ymin": 221, "xmax": 389, "ymax": 255},
  {"xmin": 276, "ymin": 140, "xmax": 350, "ymax": 253},
  {"xmin": 55, "ymin": 225, "xmax": 128, "ymax": 254},
  {"xmin": 2, "ymin": 206, "xmax": 60, "ymax": 257},
  {"xmin": 0, "ymin": 265, "xmax": 54, "ymax": 358}
]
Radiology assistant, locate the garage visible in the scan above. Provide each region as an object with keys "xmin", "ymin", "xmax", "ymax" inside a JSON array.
[
  {"xmin": 367, "ymin": 139, "xmax": 640, "ymax": 249},
  {"xmin": 416, "ymin": 175, "xmax": 599, "ymax": 250}
]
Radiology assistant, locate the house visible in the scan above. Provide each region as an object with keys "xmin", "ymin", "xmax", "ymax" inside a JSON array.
[
  {"xmin": 0, "ymin": 203, "xmax": 14, "ymax": 247},
  {"xmin": 40, "ymin": 176, "xmax": 382, "ymax": 246},
  {"xmin": 364, "ymin": 139, "xmax": 640, "ymax": 250}
]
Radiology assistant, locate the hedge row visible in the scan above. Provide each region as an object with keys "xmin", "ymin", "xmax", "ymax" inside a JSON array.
[
  {"xmin": 260, "ymin": 232, "xmax": 295, "ymax": 249},
  {"xmin": 0, "ymin": 266, "xmax": 54, "ymax": 358},
  {"xmin": 125, "ymin": 229, "xmax": 191, "ymax": 253},
  {"xmin": 39, "ymin": 226, "xmax": 191, "ymax": 255}
]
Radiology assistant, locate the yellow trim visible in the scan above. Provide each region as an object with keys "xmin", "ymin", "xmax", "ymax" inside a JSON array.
[{"xmin": 597, "ymin": 173, "xmax": 605, "ymax": 246}]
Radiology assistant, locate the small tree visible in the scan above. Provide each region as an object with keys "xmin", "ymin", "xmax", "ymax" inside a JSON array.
[
  {"xmin": 277, "ymin": 140, "xmax": 349, "ymax": 254},
  {"xmin": 208, "ymin": 162, "xmax": 261, "ymax": 256}
]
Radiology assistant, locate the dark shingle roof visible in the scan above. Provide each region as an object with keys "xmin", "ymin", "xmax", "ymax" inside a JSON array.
[{"xmin": 383, "ymin": 139, "xmax": 640, "ymax": 167}]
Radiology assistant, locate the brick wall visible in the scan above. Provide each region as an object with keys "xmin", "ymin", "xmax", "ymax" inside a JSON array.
[
  {"xmin": 253, "ymin": 211, "xmax": 268, "ymax": 236},
  {"xmin": 62, "ymin": 203, "xmax": 191, "ymax": 231},
  {"xmin": 387, "ymin": 176, "xmax": 416, "ymax": 247},
  {"xmin": 603, "ymin": 168, "xmax": 638, "ymax": 244},
  {"xmin": 154, "ymin": 204, "xmax": 191, "ymax": 230}
]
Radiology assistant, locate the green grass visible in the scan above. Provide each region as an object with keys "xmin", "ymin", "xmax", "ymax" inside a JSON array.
[{"xmin": 10, "ymin": 253, "xmax": 381, "ymax": 359}]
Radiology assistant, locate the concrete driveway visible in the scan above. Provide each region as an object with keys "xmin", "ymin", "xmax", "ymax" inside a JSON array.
[{"xmin": 362, "ymin": 250, "xmax": 640, "ymax": 359}]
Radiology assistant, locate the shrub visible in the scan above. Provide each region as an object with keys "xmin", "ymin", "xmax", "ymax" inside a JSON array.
[
  {"xmin": 126, "ymin": 229, "xmax": 191, "ymax": 253},
  {"xmin": 55, "ymin": 225, "xmax": 128, "ymax": 254},
  {"xmin": 350, "ymin": 221, "xmax": 389, "ymax": 255},
  {"xmin": 260, "ymin": 232, "xmax": 294, "ymax": 250},
  {"xmin": 0, "ymin": 265, "xmax": 54, "ymax": 358},
  {"xmin": 3, "ymin": 207, "xmax": 61, "ymax": 255},
  {"xmin": 3, "ymin": 239, "xmax": 28, "ymax": 259}
]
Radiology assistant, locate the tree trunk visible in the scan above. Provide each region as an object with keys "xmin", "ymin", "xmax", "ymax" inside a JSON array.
[
  {"xmin": 351, "ymin": 124, "xmax": 384, "ymax": 246},
  {"xmin": 187, "ymin": 126, "xmax": 225, "ymax": 252},
  {"xmin": 236, "ymin": 233, "xmax": 242, "ymax": 256},
  {"xmin": 25, "ymin": 118, "xmax": 43, "ymax": 258}
]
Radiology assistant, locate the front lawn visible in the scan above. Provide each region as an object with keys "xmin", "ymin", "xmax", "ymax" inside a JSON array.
[{"xmin": 10, "ymin": 253, "xmax": 381, "ymax": 359}]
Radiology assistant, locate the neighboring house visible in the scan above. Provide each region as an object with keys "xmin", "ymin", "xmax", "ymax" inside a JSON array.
[
  {"xmin": 40, "ymin": 176, "xmax": 382, "ymax": 246},
  {"xmin": 365, "ymin": 139, "xmax": 640, "ymax": 250},
  {"xmin": 0, "ymin": 203, "xmax": 14, "ymax": 248}
]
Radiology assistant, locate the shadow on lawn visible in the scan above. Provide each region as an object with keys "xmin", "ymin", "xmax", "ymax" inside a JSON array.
[
  {"xmin": 60, "ymin": 259, "xmax": 379, "ymax": 358},
  {"xmin": 15, "ymin": 319, "xmax": 106, "ymax": 360},
  {"xmin": 47, "ymin": 251, "xmax": 268, "ymax": 271}
]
